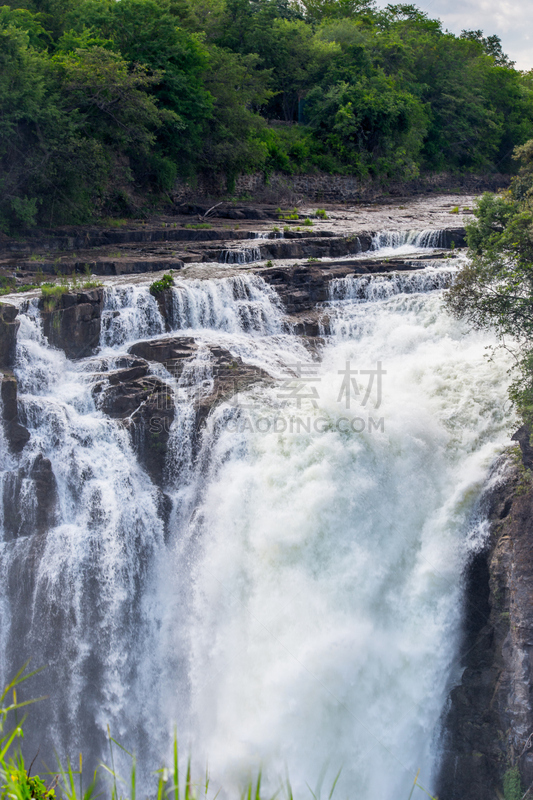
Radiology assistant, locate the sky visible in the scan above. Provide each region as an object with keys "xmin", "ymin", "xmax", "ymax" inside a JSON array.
[{"xmin": 373, "ymin": 0, "xmax": 533, "ymax": 70}]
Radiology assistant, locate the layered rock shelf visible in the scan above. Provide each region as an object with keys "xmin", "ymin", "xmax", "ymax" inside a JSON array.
[{"xmin": 0, "ymin": 194, "xmax": 469, "ymax": 284}]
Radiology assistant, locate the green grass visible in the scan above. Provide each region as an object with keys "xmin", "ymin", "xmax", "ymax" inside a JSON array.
[
  {"xmin": 303, "ymin": 218, "xmax": 313, "ymax": 227},
  {"xmin": 450, "ymin": 206, "xmax": 460, "ymax": 214},
  {"xmin": 184, "ymin": 223, "xmax": 213, "ymax": 230},
  {"xmin": 41, "ymin": 283, "xmax": 65, "ymax": 300},
  {"xmin": 0, "ymin": 665, "xmax": 442, "ymax": 800},
  {"xmin": 315, "ymin": 209, "xmax": 328, "ymax": 220},
  {"xmin": 40, "ymin": 275, "xmax": 104, "ymax": 310},
  {"xmin": 101, "ymin": 218, "xmax": 130, "ymax": 228}
]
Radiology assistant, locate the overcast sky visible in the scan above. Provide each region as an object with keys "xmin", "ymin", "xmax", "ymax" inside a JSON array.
[{"xmin": 373, "ymin": 0, "xmax": 533, "ymax": 70}]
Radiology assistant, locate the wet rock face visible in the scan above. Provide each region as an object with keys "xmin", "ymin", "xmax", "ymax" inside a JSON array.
[
  {"xmin": 0, "ymin": 303, "xmax": 19, "ymax": 370},
  {"xmin": 92, "ymin": 359, "xmax": 174, "ymax": 487},
  {"xmin": 3, "ymin": 453, "xmax": 58, "ymax": 539},
  {"xmin": 1, "ymin": 375, "xmax": 30, "ymax": 453},
  {"xmin": 91, "ymin": 340, "xmax": 271, "ymax": 486},
  {"xmin": 128, "ymin": 336, "xmax": 271, "ymax": 427},
  {"xmin": 30, "ymin": 454, "xmax": 59, "ymax": 533},
  {"xmin": 512, "ymin": 425, "xmax": 533, "ymax": 469},
  {"xmin": 40, "ymin": 288, "xmax": 104, "ymax": 359},
  {"xmin": 437, "ymin": 449, "xmax": 533, "ymax": 800}
]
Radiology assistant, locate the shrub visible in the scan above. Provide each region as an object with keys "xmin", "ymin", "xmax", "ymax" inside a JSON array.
[
  {"xmin": 315, "ymin": 209, "xmax": 328, "ymax": 219},
  {"xmin": 150, "ymin": 272, "xmax": 174, "ymax": 295},
  {"xmin": 503, "ymin": 766, "xmax": 522, "ymax": 800}
]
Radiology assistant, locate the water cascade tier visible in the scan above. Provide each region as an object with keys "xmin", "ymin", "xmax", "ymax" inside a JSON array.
[{"xmin": 0, "ymin": 231, "xmax": 512, "ymax": 800}]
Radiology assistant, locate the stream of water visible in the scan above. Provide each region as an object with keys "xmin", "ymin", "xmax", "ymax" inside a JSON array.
[{"xmin": 0, "ymin": 238, "xmax": 513, "ymax": 799}]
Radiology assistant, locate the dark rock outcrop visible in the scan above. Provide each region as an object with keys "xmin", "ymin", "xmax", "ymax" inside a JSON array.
[
  {"xmin": 92, "ymin": 364, "xmax": 174, "ymax": 487},
  {"xmin": 1, "ymin": 375, "xmax": 30, "ymax": 452},
  {"xmin": 30, "ymin": 454, "xmax": 59, "ymax": 533},
  {"xmin": 437, "ymin": 444, "xmax": 533, "ymax": 799},
  {"xmin": 512, "ymin": 425, "xmax": 533, "ymax": 470},
  {"xmin": 128, "ymin": 336, "xmax": 272, "ymax": 427},
  {"xmin": 2, "ymin": 453, "xmax": 58, "ymax": 538},
  {"xmin": 40, "ymin": 288, "xmax": 104, "ymax": 359},
  {"xmin": 92, "ymin": 339, "xmax": 270, "ymax": 486},
  {"xmin": 0, "ymin": 303, "xmax": 19, "ymax": 370}
]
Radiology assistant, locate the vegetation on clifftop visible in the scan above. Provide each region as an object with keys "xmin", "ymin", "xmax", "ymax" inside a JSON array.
[
  {"xmin": 1, "ymin": 0, "xmax": 533, "ymax": 230},
  {"xmin": 446, "ymin": 139, "xmax": 533, "ymax": 426}
]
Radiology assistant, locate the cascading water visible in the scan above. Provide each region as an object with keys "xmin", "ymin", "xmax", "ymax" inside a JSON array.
[
  {"xmin": 219, "ymin": 247, "xmax": 262, "ymax": 264},
  {"xmin": 0, "ymin": 251, "xmax": 514, "ymax": 800},
  {"xmin": 371, "ymin": 230, "xmax": 445, "ymax": 250},
  {"xmin": 328, "ymin": 266, "xmax": 455, "ymax": 302}
]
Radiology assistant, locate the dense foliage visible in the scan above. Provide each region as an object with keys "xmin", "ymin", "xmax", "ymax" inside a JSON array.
[
  {"xmin": 1, "ymin": 0, "xmax": 533, "ymax": 228},
  {"xmin": 446, "ymin": 140, "xmax": 533, "ymax": 425}
]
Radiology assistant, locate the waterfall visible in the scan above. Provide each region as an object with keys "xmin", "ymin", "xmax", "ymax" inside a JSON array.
[
  {"xmin": 101, "ymin": 285, "xmax": 165, "ymax": 347},
  {"xmin": 166, "ymin": 275, "xmax": 285, "ymax": 335},
  {"xmin": 100, "ymin": 275, "xmax": 286, "ymax": 348},
  {"xmin": 0, "ymin": 259, "xmax": 513, "ymax": 800},
  {"xmin": 328, "ymin": 266, "xmax": 455, "ymax": 302},
  {"xmin": 371, "ymin": 230, "xmax": 446, "ymax": 250},
  {"xmin": 181, "ymin": 274, "xmax": 512, "ymax": 800},
  {"xmin": 219, "ymin": 247, "xmax": 262, "ymax": 264}
]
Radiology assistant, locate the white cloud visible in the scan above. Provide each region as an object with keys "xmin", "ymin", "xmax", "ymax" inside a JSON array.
[{"xmin": 373, "ymin": 0, "xmax": 533, "ymax": 70}]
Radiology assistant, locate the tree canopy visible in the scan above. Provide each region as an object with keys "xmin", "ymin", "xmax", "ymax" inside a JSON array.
[{"xmin": 1, "ymin": 0, "xmax": 533, "ymax": 228}]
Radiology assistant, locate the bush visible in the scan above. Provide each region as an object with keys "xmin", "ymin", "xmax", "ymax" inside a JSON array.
[
  {"xmin": 503, "ymin": 766, "xmax": 522, "ymax": 800},
  {"xmin": 149, "ymin": 272, "xmax": 174, "ymax": 295}
]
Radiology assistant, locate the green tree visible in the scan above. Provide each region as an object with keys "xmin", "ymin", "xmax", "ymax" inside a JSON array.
[
  {"xmin": 306, "ymin": 72, "xmax": 427, "ymax": 177},
  {"xmin": 445, "ymin": 141, "xmax": 533, "ymax": 422},
  {"xmin": 65, "ymin": 0, "xmax": 213, "ymax": 173}
]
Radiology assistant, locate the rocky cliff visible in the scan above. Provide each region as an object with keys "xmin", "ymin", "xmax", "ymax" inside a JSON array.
[{"xmin": 437, "ymin": 441, "xmax": 533, "ymax": 800}]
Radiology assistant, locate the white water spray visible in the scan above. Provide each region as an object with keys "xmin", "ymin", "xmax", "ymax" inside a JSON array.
[{"xmin": 0, "ymin": 247, "xmax": 514, "ymax": 800}]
